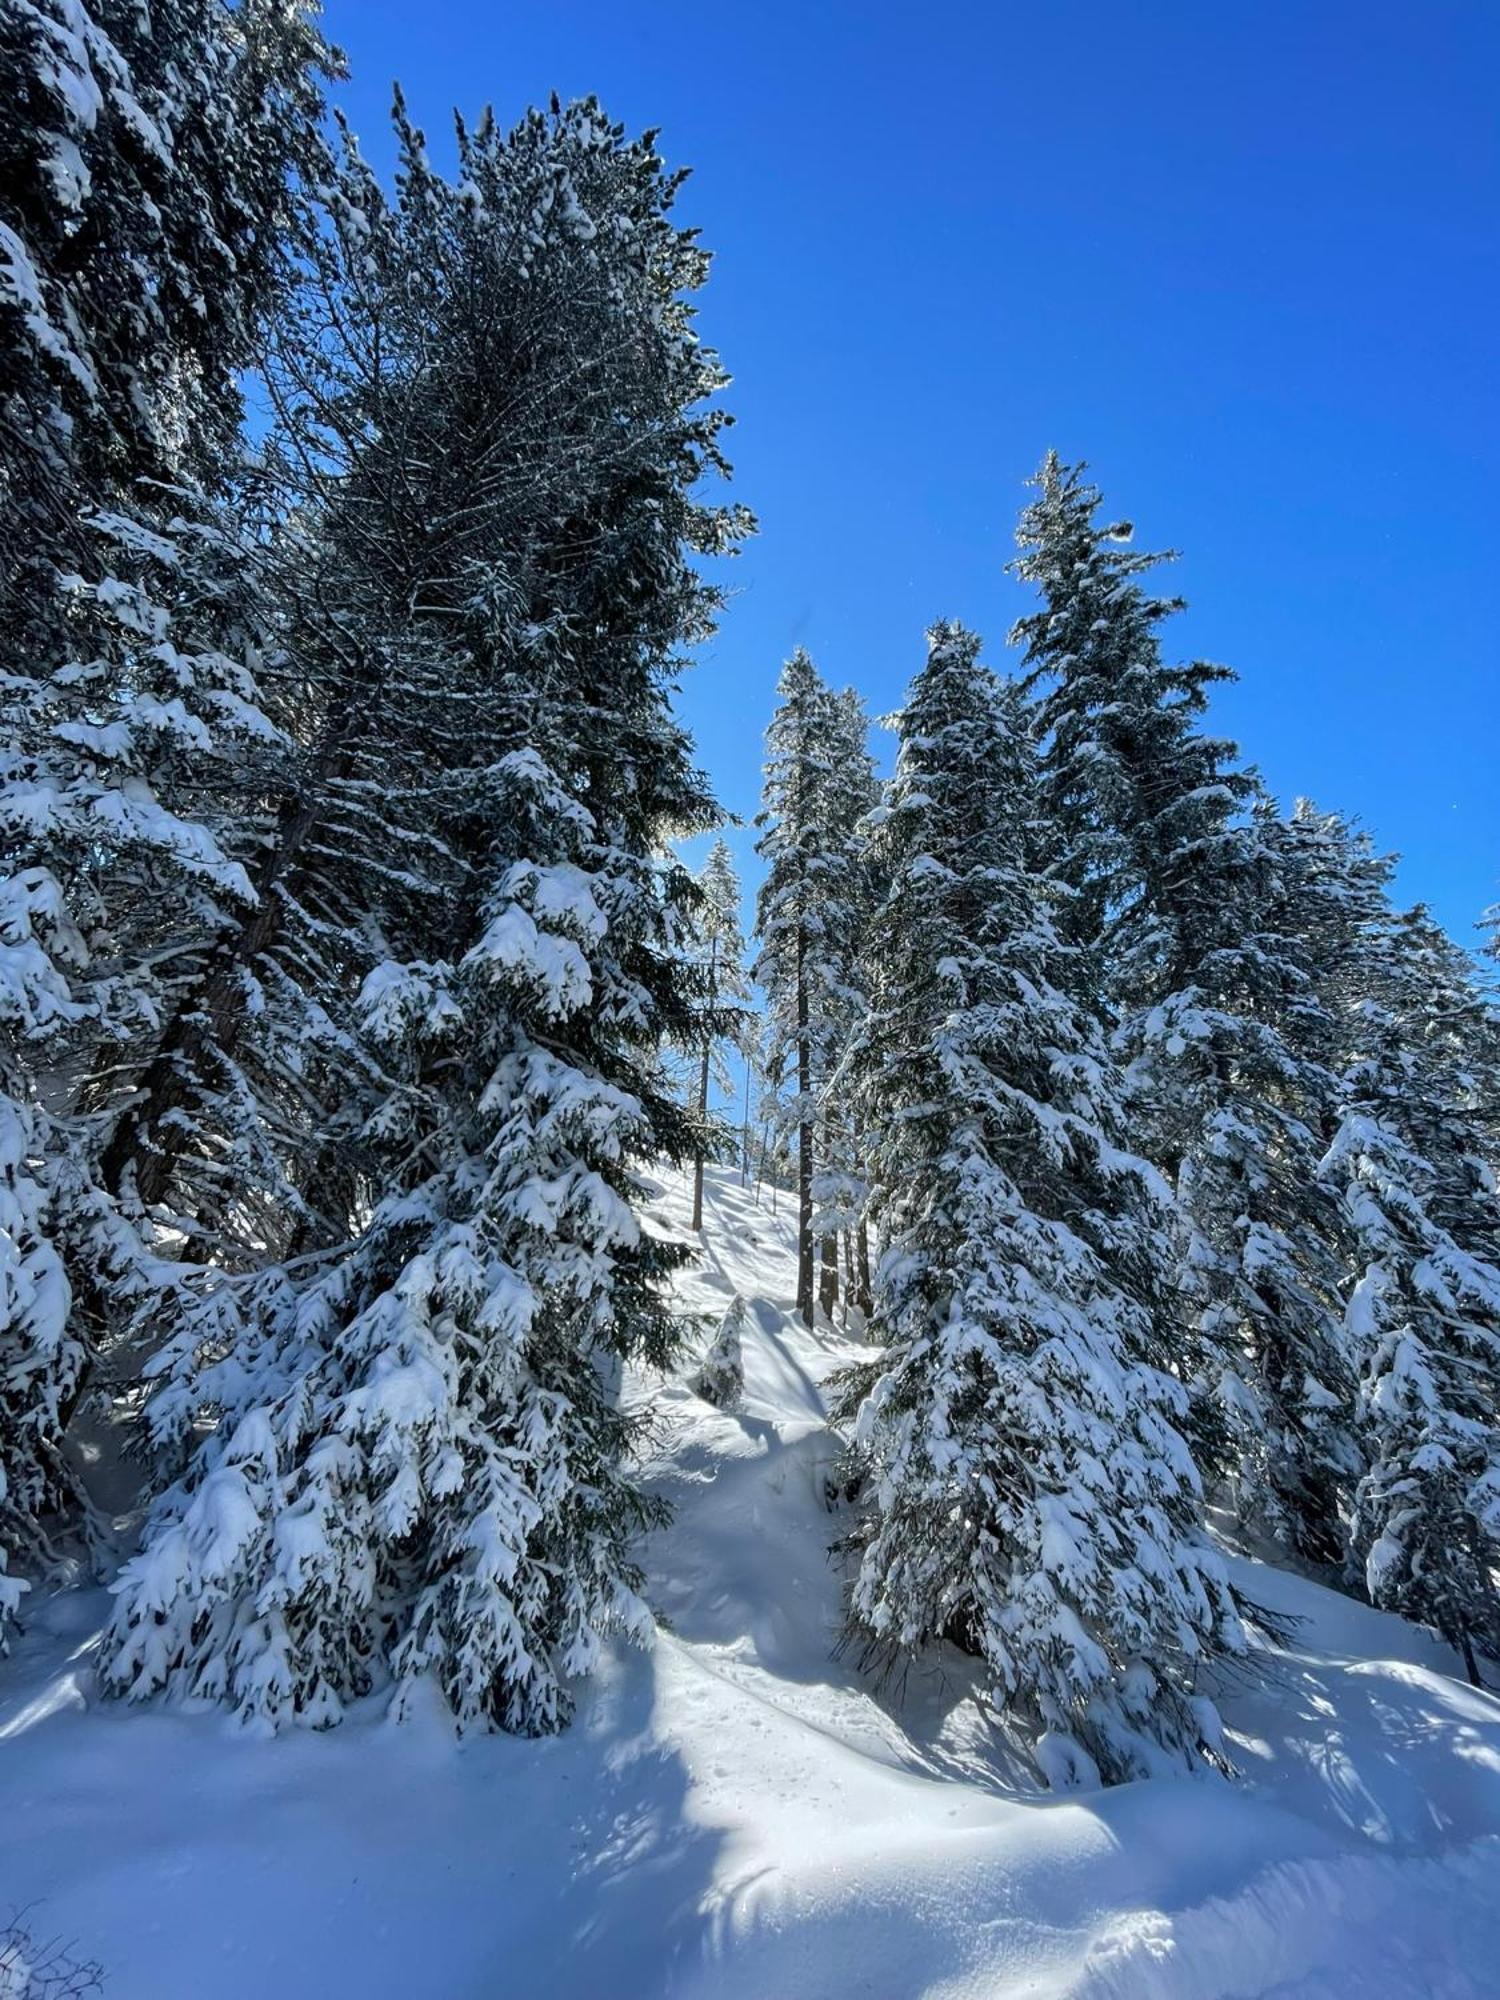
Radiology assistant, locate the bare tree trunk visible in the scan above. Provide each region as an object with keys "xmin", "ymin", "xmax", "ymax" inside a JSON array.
[
  {"xmin": 692, "ymin": 1036, "xmax": 710, "ymax": 1232},
  {"xmin": 856, "ymin": 1220, "xmax": 873, "ymax": 1320},
  {"xmin": 818, "ymin": 1232, "xmax": 838, "ymax": 1321},
  {"xmin": 692, "ymin": 932, "xmax": 719, "ymax": 1231},
  {"xmin": 1461, "ymin": 1626, "xmax": 1483, "ymax": 1689}
]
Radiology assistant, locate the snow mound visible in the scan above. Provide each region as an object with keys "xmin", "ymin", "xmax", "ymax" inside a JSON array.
[{"xmin": 1, "ymin": 1163, "xmax": 1497, "ymax": 1997}]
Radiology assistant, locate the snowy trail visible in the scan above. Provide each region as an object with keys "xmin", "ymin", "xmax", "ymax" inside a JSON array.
[{"xmin": 2, "ymin": 1163, "xmax": 1499, "ymax": 1997}]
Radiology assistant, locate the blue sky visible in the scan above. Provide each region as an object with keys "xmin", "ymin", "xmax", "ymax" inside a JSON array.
[{"xmin": 324, "ymin": 0, "xmax": 1497, "ymax": 944}]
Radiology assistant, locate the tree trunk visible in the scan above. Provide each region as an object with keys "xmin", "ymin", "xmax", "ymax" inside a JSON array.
[
  {"xmin": 795, "ymin": 932, "xmax": 814, "ymax": 1327},
  {"xmin": 692, "ymin": 1037, "xmax": 710, "ymax": 1232},
  {"xmin": 818, "ymin": 1233, "xmax": 839, "ymax": 1320},
  {"xmin": 856, "ymin": 1219, "xmax": 873, "ymax": 1320},
  {"xmin": 692, "ymin": 932, "xmax": 719, "ymax": 1231},
  {"xmin": 753, "ymin": 1118, "xmax": 771, "ymax": 1209},
  {"xmin": 1460, "ymin": 1625, "xmax": 1482, "ymax": 1690}
]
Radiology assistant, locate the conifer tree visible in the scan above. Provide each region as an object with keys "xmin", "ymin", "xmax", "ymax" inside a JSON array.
[
  {"xmin": 1389, "ymin": 906, "xmax": 1500, "ymax": 1182},
  {"xmin": 0, "ymin": 1080, "xmax": 69, "ymax": 1644},
  {"xmin": 0, "ymin": 1, "xmax": 335, "ymax": 1636},
  {"xmin": 755, "ymin": 652, "xmax": 835, "ymax": 1324},
  {"xmin": 841, "ymin": 623, "xmax": 1240, "ymax": 1785},
  {"xmin": 0, "ymin": 0, "xmax": 336, "ymax": 655},
  {"xmin": 694, "ymin": 1294, "xmax": 747, "ymax": 1410},
  {"xmin": 685, "ymin": 837, "xmax": 749, "ymax": 1231},
  {"xmin": 1010, "ymin": 456, "xmax": 1356, "ymax": 1566},
  {"xmin": 1321, "ymin": 901, "xmax": 1500, "ymax": 1679},
  {"xmin": 1258, "ymin": 803, "xmax": 1395, "ymax": 1038},
  {"xmin": 809, "ymin": 686, "xmax": 880, "ymax": 1321},
  {"xmin": 1482, "ymin": 900, "xmax": 1500, "ymax": 1100},
  {"xmin": 94, "ymin": 93, "xmax": 758, "ymax": 1250},
  {"xmin": 1252, "ymin": 804, "xmax": 1500, "ymax": 1647},
  {"xmin": 104, "ymin": 95, "xmax": 750, "ymax": 1731},
  {"xmin": 754, "ymin": 660, "xmax": 876, "ymax": 1323}
]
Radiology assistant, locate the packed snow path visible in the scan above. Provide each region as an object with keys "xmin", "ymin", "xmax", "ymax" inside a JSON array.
[{"xmin": 2, "ymin": 1165, "xmax": 1499, "ymax": 1997}]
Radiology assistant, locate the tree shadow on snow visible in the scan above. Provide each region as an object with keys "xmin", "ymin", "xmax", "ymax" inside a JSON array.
[
  {"xmin": 1210, "ymin": 1635, "xmax": 1500, "ymax": 1853},
  {"xmin": 0, "ymin": 1595, "xmax": 730, "ymax": 2000}
]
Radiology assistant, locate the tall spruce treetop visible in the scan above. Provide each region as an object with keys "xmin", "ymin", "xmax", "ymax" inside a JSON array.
[
  {"xmin": 90, "ymin": 84, "xmax": 757, "ymax": 1249},
  {"xmin": 753, "ymin": 656, "xmax": 877, "ymax": 1319},
  {"xmin": 842, "ymin": 622, "xmax": 1240, "ymax": 1785},
  {"xmin": 808, "ymin": 685, "xmax": 880, "ymax": 1292},
  {"xmin": 0, "ymin": 0, "xmax": 338, "ymax": 651},
  {"xmin": 691, "ymin": 837, "xmax": 750, "ymax": 1062},
  {"xmin": 1259, "ymin": 802, "xmax": 1396, "ymax": 1039},
  {"xmin": 754, "ymin": 651, "xmax": 840, "ymax": 1069},
  {"xmin": 683, "ymin": 835, "xmax": 750, "ymax": 1229},
  {"xmin": 1383, "ymin": 906, "xmax": 1500, "ymax": 1199},
  {"xmin": 1009, "ymin": 451, "xmax": 1255, "ymax": 979},
  {"xmin": 1010, "ymin": 456, "xmax": 1358, "ymax": 1568},
  {"xmin": 753, "ymin": 650, "xmax": 838, "ymax": 1318},
  {"xmin": 103, "ymin": 95, "xmax": 750, "ymax": 1733}
]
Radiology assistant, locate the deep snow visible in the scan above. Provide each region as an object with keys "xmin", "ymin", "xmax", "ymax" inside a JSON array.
[{"xmin": 2, "ymin": 1163, "xmax": 1499, "ymax": 1997}]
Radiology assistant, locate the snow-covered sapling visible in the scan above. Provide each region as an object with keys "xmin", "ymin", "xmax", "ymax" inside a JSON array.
[{"xmin": 694, "ymin": 1295, "xmax": 748, "ymax": 1409}]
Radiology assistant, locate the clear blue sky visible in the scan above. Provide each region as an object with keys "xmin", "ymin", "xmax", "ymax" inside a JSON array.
[{"xmin": 324, "ymin": 0, "xmax": 1497, "ymax": 944}]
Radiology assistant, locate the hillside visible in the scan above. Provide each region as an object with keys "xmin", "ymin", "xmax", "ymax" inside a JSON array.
[{"xmin": 2, "ymin": 1162, "xmax": 1499, "ymax": 1998}]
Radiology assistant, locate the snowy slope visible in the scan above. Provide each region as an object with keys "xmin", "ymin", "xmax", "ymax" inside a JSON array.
[{"xmin": 2, "ymin": 1163, "xmax": 1499, "ymax": 1998}]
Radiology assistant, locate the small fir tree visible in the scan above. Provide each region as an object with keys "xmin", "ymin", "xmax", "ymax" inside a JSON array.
[{"xmin": 694, "ymin": 1294, "xmax": 747, "ymax": 1410}]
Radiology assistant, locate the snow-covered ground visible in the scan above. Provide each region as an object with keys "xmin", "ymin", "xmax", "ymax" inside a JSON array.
[{"xmin": 3, "ymin": 1164, "xmax": 1499, "ymax": 1997}]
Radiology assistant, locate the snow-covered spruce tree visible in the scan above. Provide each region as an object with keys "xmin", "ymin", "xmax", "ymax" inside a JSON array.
[
  {"xmin": 1258, "ymin": 801, "xmax": 1395, "ymax": 1030},
  {"xmin": 0, "ymin": 0, "xmax": 337, "ymax": 656},
  {"xmin": 89, "ymin": 114, "xmax": 450, "ymax": 1259},
  {"xmin": 840, "ymin": 623, "xmax": 1240, "ymax": 1785},
  {"xmin": 754, "ymin": 657, "xmax": 876, "ymax": 1323},
  {"xmin": 1251, "ymin": 804, "xmax": 1500, "ymax": 1646},
  {"xmin": 755, "ymin": 652, "xmax": 834, "ymax": 1324},
  {"xmin": 11, "ymin": 485, "xmax": 306, "ymax": 1238},
  {"xmin": 107, "ymin": 732, "xmax": 679, "ymax": 1731},
  {"xmin": 1483, "ymin": 898, "xmax": 1500, "ymax": 1063},
  {"xmin": 0, "ymin": 1070, "xmax": 68, "ymax": 1644},
  {"xmin": 97, "ymin": 91, "xmax": 758, "ymax": 1256},
  {"xmin": 103, "ymin": 97, "xmax": 750, "ymax": 1732},
  {"xmin": 694, "ymin": 1294, "xmax": 747, "ymax": 1410},
  {"xmin": 1467, "ymin": 905, "xmax": 1500, "ymax": 1168},
  {"xmin": 0, "ymin": 0, "xmax": 335, "ymax": 1640},
  {"xmin": 809, "ymin": 685, "xmax": 880, "ymax": 1322},
  {"xmin": 1320, "ymin": 899, "xmax": 1500, "ymax": 1680},
  {"xmin": 683, "ymin": 837, "xmax": 749, "ymax": 1231},
  {"xmin": 1010, "ymin": 455, "xmax": 1357, "ymax": 1567},
  {"xmin": 0, "ymin": 495, "xmax": 292, "ymax": 1608},
  {"xmin": 1384, "ymin": 904, "xmax": 1500, "ymax": 1188}
]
